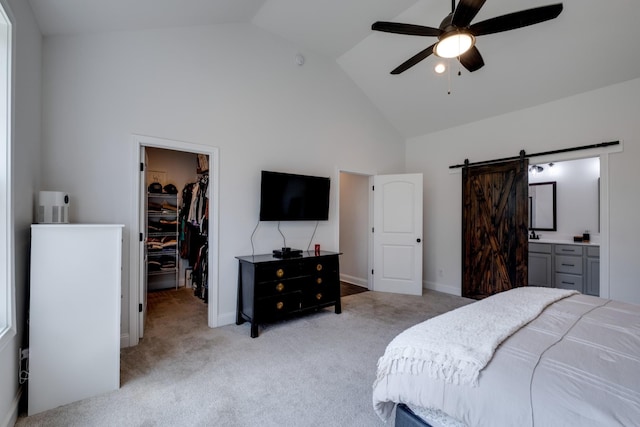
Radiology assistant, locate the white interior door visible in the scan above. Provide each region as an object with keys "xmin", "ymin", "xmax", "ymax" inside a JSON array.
[
  {"xmin": 139, "ymin": 147, "xmax": 148, "ymax": 338},
  {"xmin": 373, "ymin": 173, "xmax": 423, "ymax": 295}
]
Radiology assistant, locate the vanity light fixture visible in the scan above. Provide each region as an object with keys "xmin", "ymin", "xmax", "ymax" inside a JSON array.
[{"xmin": 529, "ymin": 165, "xmax": 544, "ymax": 173}]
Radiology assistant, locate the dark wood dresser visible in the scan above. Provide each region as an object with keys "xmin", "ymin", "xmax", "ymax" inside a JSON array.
[{"xmin": 235, "ymin": 251, "xmax": 341, "ymax": 337}]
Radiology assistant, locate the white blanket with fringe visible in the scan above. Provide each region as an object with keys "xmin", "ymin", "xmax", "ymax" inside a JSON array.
[{"xmin": 374, "ymin": 287, "xmax": 578, "ymax": 391}]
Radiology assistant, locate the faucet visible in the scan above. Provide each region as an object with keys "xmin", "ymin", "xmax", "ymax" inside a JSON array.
[{"xmin": 529, "ymin": 229, "xmax": 540, "ymax": 240}]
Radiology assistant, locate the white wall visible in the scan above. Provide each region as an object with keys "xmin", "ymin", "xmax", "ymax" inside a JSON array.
[
  {"xmin": 339, "ymin": 172, "xmax": 369, "ymax": 287},
  {"xmin": 529, "ymin": 157, "xmax": 600, "ymax": 241},
  {"xmin": 40, "ymin": 24, "xmax": 405, "ymax": 339},
  {"xmin": 145, "ymin": 147, "xmax": 199, "ymax": 203},
  {"xmin": 407, "ymin": 78, "xmax": 640, "ymax": 304},
  {"xmin": 0, "ymin": 0, "xmax": 41, "ymax": 425}
]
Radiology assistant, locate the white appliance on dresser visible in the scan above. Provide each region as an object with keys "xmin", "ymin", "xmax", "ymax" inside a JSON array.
[{"xmin": 28, "ymin": 224, "xmax": 124, "ymax": 416}]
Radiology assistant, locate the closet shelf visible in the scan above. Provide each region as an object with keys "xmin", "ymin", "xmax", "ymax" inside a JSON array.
[
  {"xmin": 147, "ymin": 192, "xmax": 179, "ymax": 290},
  {"xmin": 147, "ymin": 231, "xmax": 177, "ymax": 237},
  {"xmin": 148, "ymin": 248, "xmax": 177, "ymax": 255},
  {"xmin": 147, "ymin": 193, "xmax": 177, "ymax": 198},
  {"xmin": 147, "ymin": 211, "xmax": 177, "ymax": 216}
]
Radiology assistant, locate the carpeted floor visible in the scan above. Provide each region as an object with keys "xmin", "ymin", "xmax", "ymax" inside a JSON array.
[{"xmin": 16, "ymin": 287, "xmax": 471, "ymax": 427}]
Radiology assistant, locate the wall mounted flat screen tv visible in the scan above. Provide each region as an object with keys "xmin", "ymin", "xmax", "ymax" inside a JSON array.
[{"xmin": 259, "ymin": 171, "xmax": 330, "ymax": 221}]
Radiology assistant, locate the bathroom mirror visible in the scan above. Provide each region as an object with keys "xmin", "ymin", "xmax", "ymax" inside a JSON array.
[{"xmin": 529, "ymin": 181, "xmax": 556, "ymax": 231}]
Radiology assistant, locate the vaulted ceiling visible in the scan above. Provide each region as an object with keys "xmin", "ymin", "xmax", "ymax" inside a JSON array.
[{"xmin": 27, "ymin": 0, "xmax": 640, "ymax": 138}]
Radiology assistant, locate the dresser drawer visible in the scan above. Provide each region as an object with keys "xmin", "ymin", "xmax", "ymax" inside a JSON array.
[
  {"xmin": 302, "ymin": 283, "xmax": 338, "ymax": 309},
  {"xmin": 555, "ymin": 255, "xmax": 583, "ymax": 275},
  {"xmin": 555, "ymin": 273, "xmax": 583, "ymax": 292},
  {"xmin": 555, "ymin": 244, "xmax": 583, "ymax": 256},
  {"xmin": 255, "ymin": 262, "xmax": 305, "ymax": 282},
  {"xmin": 257, "ymin": 292, "xmax": 302, "ymax": 319},
  {"xmin": 255, "ymin": 277, "xmax": 306, "ymax": 298},
  {"xmin": 301, "ymin": 256, "xmax": 338, "ymax": 275}
]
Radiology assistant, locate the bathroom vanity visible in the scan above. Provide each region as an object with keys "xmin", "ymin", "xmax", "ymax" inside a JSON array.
[{"xmin": 529, "ymin": 241, "xmax": 599, "ymax": 296}]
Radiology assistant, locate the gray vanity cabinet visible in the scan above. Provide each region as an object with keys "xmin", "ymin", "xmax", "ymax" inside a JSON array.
[
  {"xmin": 528, "ymin": 243, "xmax": 553, "ymax": 287},
  {"xmin": 585, "ymin": 246, "xmax": 600, "ymax": 296},
  {"xmin": 555, "ymin": 244, "xmax": 583, "ymax": 292},
  {"xmin": 528, "ymin": 242, "xmax": 599, "ymax": 296}
]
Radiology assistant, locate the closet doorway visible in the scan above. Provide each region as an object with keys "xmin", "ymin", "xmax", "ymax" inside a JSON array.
[
  {"xmin": 130, "ymin": 135, "xmax": 219, "ymax": 347},
  {"xmin": 145, "ymin": 147, "xmax": 208, "ymax": 289},
  {"xmin": 338, "ymin": 171, "xmax": 371, "ymax": 290}
]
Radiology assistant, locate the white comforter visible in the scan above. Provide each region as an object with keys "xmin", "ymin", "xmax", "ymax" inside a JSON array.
[
  {"xmin": 373, "ymin": 291, "xmax": 640, "ymax": 426},
  {"xmin": 374, "ymin": 287, "xmax": 577, "ymax": 391}
]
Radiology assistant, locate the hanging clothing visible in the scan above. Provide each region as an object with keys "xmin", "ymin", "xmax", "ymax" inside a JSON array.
[{"xmin": 178, "ymin": 175, "xmax": 209, "ymax": 282}]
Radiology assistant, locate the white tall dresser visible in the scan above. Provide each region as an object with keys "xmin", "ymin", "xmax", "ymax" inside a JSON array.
[{"xmin": 28, "ymin": 224, "xmax": 124, "ymax": 416}]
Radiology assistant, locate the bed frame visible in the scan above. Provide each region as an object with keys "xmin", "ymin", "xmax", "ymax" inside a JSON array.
[{"xmin": 395, "ymin": 404, "xmax": 432, "ymax": 427}]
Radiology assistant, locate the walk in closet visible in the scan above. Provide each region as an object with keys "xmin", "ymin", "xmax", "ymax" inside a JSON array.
[{"xmin": 145, "ymin": 148, "xmax": 209, "ymax": 298}]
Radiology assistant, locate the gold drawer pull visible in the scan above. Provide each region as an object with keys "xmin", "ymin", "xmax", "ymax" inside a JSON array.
[
  {"xmin": 276, "ymin": 268, "xmax": 284, "ymax": 278},
  {"xmin": 316, "ymin": 293, "xmax": 322, "ymax": 300},
  {"xmin": 276, "ymin": 301, "xmax": 284, "ymax": 310},
  {"xmin": 316, "ymin": 264, "xmax": 323, "ymax": 271},
  {"xmin": 316, "ymin": 278, "xmax": 322, "ymax": 284},
  {"xmin": 276, "ymin": 283, "xmax": 285, "ymax": 292}
]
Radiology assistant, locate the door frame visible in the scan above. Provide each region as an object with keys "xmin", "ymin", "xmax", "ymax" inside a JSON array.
[
  {"xmin": 335, "ymin": 167, "xmax": 375, "ymax": 290},
  {"xmin": 450, "ymin": 144, "xmax": 621, "ymax": 299},
  {"xmin": 525, "ymin": 149, "xmax": 617, "ymax": 299},
  {"xmin": 334, "ymin": 168, "xmax": 424, "ymax": 294},
  {"xmin": 129, "ymin": 134, "xmax": 219, "ymax": 347},
  {"xmin": 335, "ymin": 169, "xmax": 374, "ymax": 290}
]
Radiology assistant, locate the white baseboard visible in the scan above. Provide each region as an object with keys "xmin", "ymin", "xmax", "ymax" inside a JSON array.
[
  {"xmin": 217, "ymin": 312, "xmax": 236, "ymax": 327},
  {"xmin": 423, "ymin": 280, "xmax": 461, "ymax": 296},
  {"xmin": 340, "ymin": 274, "xmax": 368, "ymax": 288},
  {"xmin": 120, "ymin": 333, "xmax": 130, "ymax": 349},
  {"xmin": 1, "ymin": 385, "xmax": 22, "ymax": 427}
]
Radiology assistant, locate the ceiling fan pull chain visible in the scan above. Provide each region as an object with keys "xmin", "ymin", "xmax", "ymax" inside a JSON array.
[{"xmin": 447, "ymin": 60, "xmax": 452, "ymax": 95}]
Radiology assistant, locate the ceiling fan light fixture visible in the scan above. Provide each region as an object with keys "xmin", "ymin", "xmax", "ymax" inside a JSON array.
[
  {"xmin": 434, "ymin": 63, "xmax": 446, "ymax": 74},
  {"xmin": 434, "ymin": 32, "xmax": 474, "ymax": 58}
]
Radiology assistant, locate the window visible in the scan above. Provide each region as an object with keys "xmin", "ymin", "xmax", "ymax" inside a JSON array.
[{"xmin": 0, "ymin": 1, "xmax": 13, "ymax": 350}]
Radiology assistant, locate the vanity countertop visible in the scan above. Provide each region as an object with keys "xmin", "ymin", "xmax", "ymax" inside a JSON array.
[{"xmin": 529, "ymin": 238, "xmax": 599, "ymax": 247}]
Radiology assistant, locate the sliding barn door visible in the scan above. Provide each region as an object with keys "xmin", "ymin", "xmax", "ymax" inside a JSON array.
[{"xmin": 462, "ymin": 160, "xmax": 528, "ymax": 299}]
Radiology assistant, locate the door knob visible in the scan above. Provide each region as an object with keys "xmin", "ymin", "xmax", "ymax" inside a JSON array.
[{"xmin": 416, "ymin": 238, "xmax": 421, "ymax": 243}]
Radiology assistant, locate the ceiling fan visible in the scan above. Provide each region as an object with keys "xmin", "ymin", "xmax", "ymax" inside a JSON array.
[{"xmin": 372, "ymin": 0, "xmax": 563, "ymax": 75}]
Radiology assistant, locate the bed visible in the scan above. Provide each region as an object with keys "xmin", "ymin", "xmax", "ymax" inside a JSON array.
[{"xmin": 372, "ymin": 287, "xmax": 640, "ymax": 427}]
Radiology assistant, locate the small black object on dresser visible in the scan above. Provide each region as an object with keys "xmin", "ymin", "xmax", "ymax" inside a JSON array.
[{"xmin": 235, "ymin": 251, "xmax": 341, "ymax": 338}]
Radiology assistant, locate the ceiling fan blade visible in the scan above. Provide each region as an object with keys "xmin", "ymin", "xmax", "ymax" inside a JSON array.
[
  {"xmin": 452, "ymin": 0, "xmax": 487, "ymax": 28},
  {"xmin": 390, "ymin": 44, "xmax": 436, "ymax": 75},
  {"xmin": 458, "ymin": 46, "xmax": 484, "ymax": 72},
  {"xmin": 469, "ymin": 3, "xmax": 563, "ymax": 36},
  {"xmin": 372, "ymin": 21, "xmax": 441, "ymax": 37}
]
